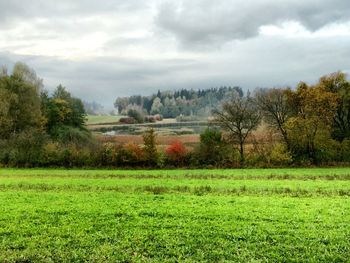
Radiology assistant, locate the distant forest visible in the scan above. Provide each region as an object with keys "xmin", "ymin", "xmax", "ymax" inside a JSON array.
[{"xmin": 114, "ymin": 86, "xmax": 243, "ymax": 118}]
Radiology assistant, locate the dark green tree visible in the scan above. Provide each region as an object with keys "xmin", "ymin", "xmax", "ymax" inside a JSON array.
[
  {"xmin": 319, "ymin": 72, "xmax": 350, "ymax": 141},
  {"xmin": 198, "ymin": 128, "xmax": 227, "ymax": 165},
  {"xmin": 142, "ymin": 128, "xmax": 158, "ymax": 165},
  {"xmin": 41, "ymin": 85, "xmax": 89, "ymax": 144}
]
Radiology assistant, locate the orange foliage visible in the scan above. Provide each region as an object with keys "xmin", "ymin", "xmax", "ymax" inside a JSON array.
[{"xmin": 165, "ymin": 140, "xmax": 187, "ymax": 162}]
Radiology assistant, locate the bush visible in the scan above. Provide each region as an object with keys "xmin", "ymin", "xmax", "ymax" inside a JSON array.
[
  {"xmin": 127, "ymin": 109, "xmax": 144, "ymax": 123},
  {"xmin": 314, "ymin": 137, "xmax": 341, "ymax": 163},
  {"xmin": 165, "ymin": 141, "xmax": 187, "ymax": 165},
  {"xmin": 50, "ymin": 125, "xmax": 93, "ymax": 146},
  {"xmin": 340, "ymin": 139, "xmax": 350, "ymax": 162},
  {"xmin": 153, "ymin": 114, "xmax": 163, "ymax": 121},
  {"xmin": 99, "ymin": 143, "xmax": 118, "ymax": 166},
  {"xmin": 1, "ymin": 129, "xmax": 47, "ymax": 167},
  {"xmin": 144, "ymin": 116, "xmax": 156, "ymax": 123},
  {"xmin": 119, "ymin": 117, "xmax": 136, "ymax": 124},
  {"xmin": 270, "ymin": 143, "xmax": 293, "ymax": 166},
  {"xmin": 196, "ymin": 128, "xmax": 228, "ymax": 166},
  {"xmin": 41, "ymin": 142, "xmax": 64, "ymax": 166},
  {"xmin": 116, "ymin": 142, "xmax": 145, "ymax": 166}
]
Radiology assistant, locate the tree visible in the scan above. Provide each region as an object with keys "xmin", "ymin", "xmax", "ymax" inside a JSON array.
[
  {"xmin": 0, "ymin": 62, "xmax": 44, "ymax": 139},
  {"xmin": 213, "ymin": 93, "xmax": 261, "ymax": 166},
  {"xmin": 318, "ymin": 72, "xmax": 350, "ymax": 141},
  {"xmin": 0, "ymin": 87, "xmax": 16, "ymax": 138},
  {"xmin": 41, "ymin": 85, "xmax": 89, "ymax": 144},
  {"xmin": 114, "ymin": 97, "xmax": 129, "ymax": 114},
  {"xmin": 198, "ymin": 128, "xmax": 227, "ymax": 165},
  {"xmin": 285, "ymin": 82, "xmax": 338, "ymax": 163},
  {"xmin": 0, "ymin": 63, "xmax": 47, "ymax": 166},
  {"xmin": 52, "ymin": 85, "xmax": 86, "ymax": 128},
  {"xmin": 256, "ymin": 88, "xmax": 292, "ymax": 149},
  {"xmin": 150, "ymin": 97, "xmax": 163, "ymax": 115},
  {"xmin": 142, "ymin": 128, "xmax": 158, "ymax": 165}
]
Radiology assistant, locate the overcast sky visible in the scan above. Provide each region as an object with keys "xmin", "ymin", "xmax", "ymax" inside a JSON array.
[{"xmin": 1, "ymin": 0, "xmax": 350, "ymax": 108}]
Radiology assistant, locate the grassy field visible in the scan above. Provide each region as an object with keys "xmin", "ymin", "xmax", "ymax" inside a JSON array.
[
  {"xmin": 0, "ymin": 168, "xmax": 349, "ymax": 262},
  {"xmin": 86, "ymin": 115, "xmax": 121, "ymax": 125}
]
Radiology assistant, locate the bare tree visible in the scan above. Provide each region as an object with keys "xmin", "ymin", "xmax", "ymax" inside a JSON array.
[
  {"xmin": 255, "ymin": 88, "xmax": 291, "ymax": 149},
  {"xmin": 213, "ymin": 93, "xmax": 261, "ymax": 166}
]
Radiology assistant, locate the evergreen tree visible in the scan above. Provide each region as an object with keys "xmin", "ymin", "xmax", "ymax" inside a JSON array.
[{"xmin": 142, "ymin": 128, "xmax": 158, "ymax": 165}]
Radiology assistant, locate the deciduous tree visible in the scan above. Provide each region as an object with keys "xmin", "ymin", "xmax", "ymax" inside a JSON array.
[
  {"xmin": 213, "ymin": 93, "xmax": 261, "ymax": 166},
  {"xmin": 256, "ymin": 88, "xmax": 292, "ymax": 149},
  {"xmin": 285, "ymin": 82, "xmax": 338, "ymax": 163},
  {"xmin": 318, "ymin": 72, "xmax": 350, "ymax": 141}
]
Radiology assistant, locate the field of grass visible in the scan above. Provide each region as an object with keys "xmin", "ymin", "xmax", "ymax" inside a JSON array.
[
  {"xmin": 0, "ymin": 168, "xmax": 349, "ymax": 262},
  {"xmin": 86, "ymin": 115, "xmax": 121, "ymax": 125}
]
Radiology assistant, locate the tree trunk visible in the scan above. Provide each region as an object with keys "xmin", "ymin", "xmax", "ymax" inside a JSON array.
[{"xmin": 239, "ymin": 140, "xmax": 244, "ymax": 167}]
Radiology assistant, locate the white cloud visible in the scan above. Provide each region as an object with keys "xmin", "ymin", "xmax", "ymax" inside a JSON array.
[
  {"xmin": 0, "ymin": 0, "xmax": 350, "ymax": 107},
  {"xmin": 260, "ymin": 21, "xmax": 350, "ymax": 38}
]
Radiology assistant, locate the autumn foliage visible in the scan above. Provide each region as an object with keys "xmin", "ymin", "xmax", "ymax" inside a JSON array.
[{"xmin": 165, "ymin": 140, "xmax": 187, "ymax": 164}]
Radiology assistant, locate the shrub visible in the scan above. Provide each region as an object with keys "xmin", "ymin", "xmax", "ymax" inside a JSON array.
[
  {"xmin": 116, "ymin": 142, "xmax": 145, "ymax": 166},
  {"xmin": 165, "ymin": 140, "xmax": 187, "ymax": 165},
  {"xmin": 153, "ymin": 114, "xmax": 163, "ymax": 121},
  {"xmin": 97, "ymin": 143, "xmax": 118, "ymax": 167},
  {"xmin": 270, "ymin": 143, "xmax": 293, "ymax": 166},
  {"xmin": 314, "ymin": 137, "xmax": 341, "ymax": 163},
  {"xmin": 41, "ymin": 142, "xmax": 64, "ymax": 166},
  {"xmin": 196, "ymin": 128, "xmax": 228, "ymax": 166},
  {"xmin": 50, "ymin": 125, "xmax": 93, "ymax": 146},
  {"xmin": 144, "ymin": 116, "xmax": 156, "ymax": 123},
  {"xmin": 2, "ymin": 129, "xmax": 47, "ymax": 167},
  {"xmin": 67, "ymin": 144, "xmax": 92, "ymax": 167},
  {"xmin": 119, "ymin": 117, "xmax": 136, "ymax": 124},
  {"xmin": 127, "ymin": 109, "xmax": 144, "ymax": 123},
  {"xmin": 340, "ymin": 139, "xmax": 350, "ymax": 162}
]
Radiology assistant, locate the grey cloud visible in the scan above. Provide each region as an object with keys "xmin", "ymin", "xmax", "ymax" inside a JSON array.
[
  {"xmin": 2, "ymin": 29, "xmax": 349, "ymax": 108},
  {"xmin": 0, "ymin": 52, "xmax": 203, "ymax": 107},
  {"xmin": 0, "ymin": 0, "xmax": 148, "ymax": 27},
  {"xmin": 1, "ymin": 0, "xmax": 350, "ymax": 108},
  {"xmin": 155, "ymin": 0, "xmax": 350, "ymax": 47}
]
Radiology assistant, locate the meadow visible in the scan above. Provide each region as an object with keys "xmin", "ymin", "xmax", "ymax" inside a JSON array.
[
  {"xmin": 0, "ymin": 168, "xmax": 349, "ymax": 262},
  {"xmin": 86, "ymin": 115, "xmax": 121, "ymax": 125}
]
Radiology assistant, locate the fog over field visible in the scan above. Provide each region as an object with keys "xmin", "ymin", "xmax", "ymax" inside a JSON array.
[{"xmin": 1, "ymin": 0, "xmax": 350, "ymax": 107}]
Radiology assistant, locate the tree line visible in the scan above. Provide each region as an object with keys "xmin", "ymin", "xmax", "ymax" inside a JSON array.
[
  {"xmin": 213, "ymin": 72, "xmax": 350, "ymax": 166},
  {"xmin": 1, "ymin": 62, "xmax": 350, "ymax": 168},
  {"xmin": 114, "ymin": 86, "xmax": 243, "ymax": 118},
  {"xmin": 0, "ymin": 63, "xmax": 91, "ymax": 166}
]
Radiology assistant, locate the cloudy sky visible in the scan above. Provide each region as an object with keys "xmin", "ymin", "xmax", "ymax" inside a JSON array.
[{"xmin": 1, "ymin": 0, "xmax": 350, "ymax": 108}]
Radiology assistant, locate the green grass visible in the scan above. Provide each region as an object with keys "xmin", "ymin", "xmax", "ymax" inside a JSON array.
[
  {"xmin": 2, "ymin": 167, "xmax": 350, "ymax": 179},
  {"xmin": 86, "ymin": 115, "xmax": 121, "ymax": 125},
  {"xmin": 0, "ymin": 168, "xmax": 349, "ymax": 262}
]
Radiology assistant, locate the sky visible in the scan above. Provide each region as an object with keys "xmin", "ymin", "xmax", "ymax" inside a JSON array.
[{"xmin": 1, "ymin": 0, "xmax": 350, "ymax": 108}]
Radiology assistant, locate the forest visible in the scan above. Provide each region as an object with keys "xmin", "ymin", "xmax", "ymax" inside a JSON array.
[
  {"xmin": 114, "ymin": 86, "xmax": 243, "ymax": 118},
  {"xmin": 1, "ymin": 62, "xmax": 350, "ymax": 168}
]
